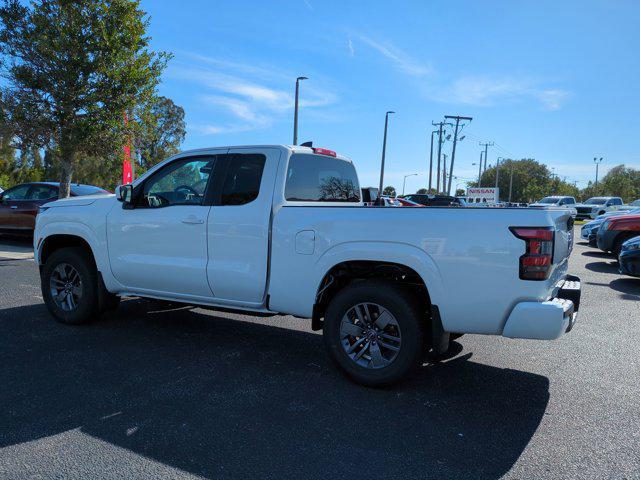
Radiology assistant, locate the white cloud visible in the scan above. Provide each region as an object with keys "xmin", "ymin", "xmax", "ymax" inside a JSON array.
[
  {"xmin": 169, "ymin": 55, "xmax": 338, "ymax": 134},
  {"xmin": 303, "ymin": 0, "xmax": 313, "ymax": 11},
  {"xmin": 347, "ymin": 37, "xmax": 355, "ymax": 57},
  {"xmin": 356, "ymin": 35, "xmax": 432, "ymax": 76},
  {"xmin": 430, "ymin": 75, "xmax": 571, "ymax": 110}
]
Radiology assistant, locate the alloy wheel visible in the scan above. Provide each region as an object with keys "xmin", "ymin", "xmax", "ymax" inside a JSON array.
[
  {"xmin": 339, "ymin": 302, "xmax": 402, "ymax": 369},
  {"xmin": 50, "ymin": 263, "xmax": 83, "ymax": 312}
]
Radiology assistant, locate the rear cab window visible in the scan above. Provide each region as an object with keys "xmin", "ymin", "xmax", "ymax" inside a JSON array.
[{"xmin": 285, "ymin": 154, "xmax": 360, "ymax": 203}]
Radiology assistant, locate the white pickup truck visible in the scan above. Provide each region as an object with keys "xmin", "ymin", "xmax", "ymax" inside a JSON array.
[{"xmin": 34, "ymin": 145, "xmax": 581, "ymax": 386}]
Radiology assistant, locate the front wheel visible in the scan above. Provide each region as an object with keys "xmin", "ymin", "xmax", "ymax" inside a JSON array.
[
  {"xmin": 323, "ymin": 280, "xmax": 424, "ymax": 387},
  {"xmin": 41, "ymin": 247, "xmax": 100, "ymax": 325}
]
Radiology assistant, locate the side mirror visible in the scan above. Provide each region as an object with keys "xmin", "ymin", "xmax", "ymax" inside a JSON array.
[{"xmin": 117, "ymin": 184, "xmax": 134, "ymax": 208}]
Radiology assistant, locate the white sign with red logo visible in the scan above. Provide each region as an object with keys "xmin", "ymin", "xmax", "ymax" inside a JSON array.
[{"xmin": 466, "ymin": 187, "xmax": 499, "ymax": 204}]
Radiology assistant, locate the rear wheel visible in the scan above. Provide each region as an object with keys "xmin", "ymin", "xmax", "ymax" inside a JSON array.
[
  {"xmin": 41, "ymin": 247, "xmax": 99, "ymax": 325},
  {"xmin": 323, "ymin": 280, "xmax": 424, "ymax": 387}
]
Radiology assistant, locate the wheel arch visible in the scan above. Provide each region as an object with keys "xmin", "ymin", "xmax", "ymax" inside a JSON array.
[{"xmin": 311, "ymin": 242, "xmax": 446, "ymax": 331}]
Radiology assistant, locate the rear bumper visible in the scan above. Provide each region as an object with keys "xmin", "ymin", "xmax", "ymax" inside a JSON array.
[{"xmin": 502, "ymin": 275, "xmax": 581, "ymax": 340}]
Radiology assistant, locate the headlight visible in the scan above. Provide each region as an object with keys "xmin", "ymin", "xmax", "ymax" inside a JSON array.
[{"xmin": 624, "ymin": 241, "xmax": 640, "ymax": 251}]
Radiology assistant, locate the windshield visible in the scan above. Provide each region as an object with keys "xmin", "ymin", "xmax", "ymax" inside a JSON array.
[
  {"xmin": 537, "ymin": 197, "xmax": 560, "ymax": 204},
  {"xmin": 584, "ymin": 197, "xmax": 608, "ymax": 205}
]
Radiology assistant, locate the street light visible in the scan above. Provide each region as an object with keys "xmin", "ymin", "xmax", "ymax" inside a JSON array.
[
  {"xmin": 594, "ymin": 157, "xmax": 603, "ymax": 186},
  {"xmin": 402, "ymin": 173, "xmax": 418, "ymax": 196},
  {"xmin": 377, "ymin": 111, "xmax": 395, "ymax": 202},
  {"xmin": 293, "ymin": 76, "xmax": 308, "ymax": 145}
]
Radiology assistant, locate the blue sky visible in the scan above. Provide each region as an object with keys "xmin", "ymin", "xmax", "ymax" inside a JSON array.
[{"xmin": 146, "ymin": 0, "xmax": 640, "ymax": 192}]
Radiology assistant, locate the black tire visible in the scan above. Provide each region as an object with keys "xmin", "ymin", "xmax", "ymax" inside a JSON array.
[
  {"xmin": 41, "ymin": 247, "xmax": 99, "ymax": 325},
  {"xmin": 323, "ymin": 280, "xmax": 424, "ymax": 387}
]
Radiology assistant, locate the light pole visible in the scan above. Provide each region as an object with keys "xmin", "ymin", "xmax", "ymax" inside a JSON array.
[
  {"xmin": 477, "ymin": 151, "xmax": 484, "ymax": 186},
  {"xmin": 495, "ymin": 157, "xmax": 503, "ymax": 190},
  {"xmin": 378, "ymin": 111, "xmax": 395, "ymax": 201},
  {"xmin": 402, "ymin": 173, "xmax": 418, "ymax": 196},
  {"xmin": 594, "ymin": 157, "xmax": 603, "ymax": 186},
  {"xmin": 293, "ymin": 76, "xmax": 308, "ymax": 145}
]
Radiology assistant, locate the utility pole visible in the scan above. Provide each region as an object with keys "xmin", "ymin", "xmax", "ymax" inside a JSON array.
[
  {"xmin": 479, "ymin": 141, "xmax": 494, "ymax": 175},
  {"xmin": 495, "ymin": 157, "xmax": 502, "ymax": 201},
  {"xmin": 477, "ymin": 151, "xmax": 484, "ymax": 186},
  {"xmin": 594, "ymin": 157, "xmax": 603, "ymax": 186},
  {"xmin": 432, "ymin": 120, "xmax": 452, "ymax": 193},
  {"xmin": 378, "ymin": 111, "xmax": 395, "ymax": 201},
  {"xmin": 428, "ymin": 130, "xmax": 437, "ymax": 192},
  {"xmin": 293, "ymin": 76, "xmax": 308, "ymax": 145},
  {"xmin": 444, "ymin": 115, "xmax": 472, "ymax": 196},
  {"xmin": 442, "ymin": 153, "xmax": 448, "ymax": 194},
  {"xmin": 508, "ymin": 163, "xmax": 514, "ymax": 203}
]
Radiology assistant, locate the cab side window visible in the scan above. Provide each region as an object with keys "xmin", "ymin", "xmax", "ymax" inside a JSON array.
[
  {"xmin": 140, "ymin": 156, "xmax": 214, "ymax": 208},
  {"xmin": 220, "ymin": 154, "xmax": 266, "ymax": 206}
]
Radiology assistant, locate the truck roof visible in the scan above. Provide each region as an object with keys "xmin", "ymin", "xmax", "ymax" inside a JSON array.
[{"xmin": 176, "ymin": 145, "xmax": 352, "ymax": 162}]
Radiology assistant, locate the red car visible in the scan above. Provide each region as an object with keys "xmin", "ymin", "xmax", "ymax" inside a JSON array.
[{"xmin": 0, "ymin": 182, "xmax": 109, "ymax": 235}]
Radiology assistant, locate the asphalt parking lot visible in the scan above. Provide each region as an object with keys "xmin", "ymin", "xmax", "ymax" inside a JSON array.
[{"xmin": 0, "ymin": 228, "xmax": 638, "ymax": 480}]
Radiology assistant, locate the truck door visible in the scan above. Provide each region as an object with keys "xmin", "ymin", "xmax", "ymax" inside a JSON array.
[
  {"xmin": 107, "ymin": 153, "xmax": 225, "ymax": 298},
  {"xmin": 206, "ymin": 147, "xmax": 281, "ymax": 306}
]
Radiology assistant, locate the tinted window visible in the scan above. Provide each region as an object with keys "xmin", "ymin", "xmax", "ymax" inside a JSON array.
[
  {"xmin": 27, "ymin": 185, "xmax": 58, "ymax": 200},
  {"xmin": 221, "ymin": 154, "xmax": 266, "ymax": 206},
  {"xmin": 285, "ymin": 154, "xmax": 360, "ymax": 202},
  {"xmin": 614, "ymin": 198, "xmax": 623, "ymax": 205},
  {"xmin": 71, "ymin": 185, "xmax": 109, "ymax": 196},
  {"xmin": 142, "ymin": 156, "xmax": 214, "ymax": 208},
  {"xmin": 1, "ymin": 185, "xmax": 30, "ymax": 201}
]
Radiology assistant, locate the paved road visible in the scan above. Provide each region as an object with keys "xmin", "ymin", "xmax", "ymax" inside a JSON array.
[{"xmin": 0, "ymin": 230, "xmax": 638, "ymax": 480}]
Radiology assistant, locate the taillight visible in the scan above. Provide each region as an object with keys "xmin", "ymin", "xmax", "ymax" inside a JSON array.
[
  {"xmin": 510, "ymin": 227, "xmax": 555, "ymax": 280},
  {"xmin": 312, "ymin": 147, "xmax": 337, "ymax": 157}
]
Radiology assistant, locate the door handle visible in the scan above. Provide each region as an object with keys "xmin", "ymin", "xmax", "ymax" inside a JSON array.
[{"xmin": 182, "ymin": 216, "xmax": 204, "ymax": 225}]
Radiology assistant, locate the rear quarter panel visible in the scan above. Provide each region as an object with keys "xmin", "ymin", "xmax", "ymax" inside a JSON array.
[{"xmin": 269, "ymin": 206, "xmax": 571, "ymax": 335}]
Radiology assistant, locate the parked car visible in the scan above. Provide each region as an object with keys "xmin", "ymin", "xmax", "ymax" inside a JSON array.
[
  {"xmin": 34, "ymin": 144, "xmax": 580, "ymax": 386},
  {"xmin": 0, "ymin": 182, "xmax": 109, "ymax": 235},
  {"xmin": 580, "ymin": 208, "xmax": 640, "ymax": 243},
  {"xmin": 394, "ymin": 197, "xmax": 423, "ymax": 207},
  {"xmin": 596, "ymin": 214, "xmax": 640, "ymax": 257},
  {"xmin": 401, "ymin": 194, "xmax": 464, "ymax": 207},
  {"xmin": 378, "ymin": 196, "xmax": 401, "ymax": 207},
  {"xmin": 630, "ymin": 199, "xmax": 640, "ymax": 207},
  {"xmin": 529, "ymin": 196, "xmax": 577, "ymax": 218},
  {"xmin": 574, "ymin": 196, "xmax": 624, "ymax": 220},
  {"xmin": 619, "ymin": 236, "xmax": 640, "ymax": 277}
]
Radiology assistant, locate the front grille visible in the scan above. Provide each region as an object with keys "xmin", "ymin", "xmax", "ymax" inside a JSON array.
[{"xmin": 576, "ymin": 207, "xmax": 593, "ymax": 214}]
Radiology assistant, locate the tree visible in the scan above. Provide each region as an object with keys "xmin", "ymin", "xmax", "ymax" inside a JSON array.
[
  {"xmin": 382, "ymin": 186, "xmax": 396, "ymax": 197},
  {"xmin": 133, "ymin": 96, "xmax": 186, "ymax": 172},
  {"xmin": 580, "ymin": 165, "xmax": 640, "ymax": 202},
  {"xmin": 416, "ymin": 188, "xmax": 428, "ymax": 194},
  {"xmin": 0, "ymin": 0, "xmax": 169, "ymax": 198},
  {"xmin": 467, "ymin": 158, "xmax": 579, "ymax": 203},
  {"xmin": 455, "ymin": 188, "xmax": 465, "ymax": 197}
]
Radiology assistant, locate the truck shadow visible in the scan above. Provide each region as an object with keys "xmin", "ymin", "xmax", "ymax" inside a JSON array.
[
  {"xmin": 581, "ymin": 250, "xmax": 610, "ymax": 258},
  {"xmin": 0, "ymin": 300, "xmax": 550, "ymax": 480}
]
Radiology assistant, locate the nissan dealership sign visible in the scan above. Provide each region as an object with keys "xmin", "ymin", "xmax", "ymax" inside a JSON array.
[{"xmin": 466, "ymin": 187, "xmax": 499, "ymax": 205}]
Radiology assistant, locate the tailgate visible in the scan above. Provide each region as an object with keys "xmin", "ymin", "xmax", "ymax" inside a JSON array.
[{"xmin": 552, "ymin": 211, "xmax": 575, "ymax": 263}]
